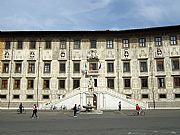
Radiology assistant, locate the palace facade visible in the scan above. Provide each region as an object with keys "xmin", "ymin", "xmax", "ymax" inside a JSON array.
[{"xmin": 0, "ymin": 25, "xmax": 180, "ymax": 109}]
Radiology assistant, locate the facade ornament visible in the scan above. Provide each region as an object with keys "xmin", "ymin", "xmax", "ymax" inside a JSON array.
[
  {"xmin": 87, "ymin": 50, "xmax": 99, "ymax": 60},
  {"xmin": 157, "ymin": 48, "xmax": 162, "ymax": 56},
  {"xmin": 124, "ymin": 50, "xmax": 129, "ymax": 57},
  {"xmin": 30, "ymin": 51, "xmax": 35, "ymax": 59},
  {"xmin": 4, "ymin": 51, "xmax": 9, "ymax": 59}
]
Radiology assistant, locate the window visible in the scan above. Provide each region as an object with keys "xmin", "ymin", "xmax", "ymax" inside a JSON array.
[
  {"xmin": 173, "ymin": 76, "xmax": 180, "ymax": 88},
  {"xmin": 107, "ymin": 78, "xmax": 114, "ymax": 89},
  {"xmin": 44, "ymin": 62, "xmax": 51, "ymax": 73},
  {"xmin": 1, "ymin": 79, "xmax": 8, "ymax": 89},
  {"xmin": 172, "ymin": 59, "xmax": 179, "ymax": 71},
  {"xmin": 158, "ymin": 77, "xmax": 165, "ymax": 88},
  {"xmin": 14, "ymin": 79, "xmax": 20, "ymax": 89},
  {"xmin": 90, "ymin": 40, "xmax": 96, "ymax": 48},
  {"xmin": 141, "ymin": 77, "xmax": 148, "ymax": 88},
  {"xmin": 27, "ymin": 95, "xmax": 33, "ymax": 99},
  {"xmin": 59, "ymin": 62, "xmax": 66, "ymax": 73},
  {"xmin": 170, "ymin": 36, "xmax": 177, "ymax": 45},
  {"xmin": 59, "ymin": 80, "xmax": 65, "ymax": 89},
  {"xmin": 60, "ymin": 40, "xmax": 66, "ymax": 49},
  {"xmin": 140, "ymin": 61, "xmax": 147, "ymax": 72},
  {"xmin": 175, "ymin": 94, "xmax": 180, "ymax": 98},
  {"xmin": 139, "ymin": 38, "xmax": 146, "ymax": 47},
  {"xmin": 29, "ymin": 41, "xmax": 36, "ymax": 49},
  {"xmin": 106, "ymin": 40, "xmax": 113, "ymax": 49},
  {"xmin": 5, "ymin": 41, "xmax": 11, "ymax": 49},
  {"xmin": 124, "ymin": 78, "xmax": 131, "ymax": 88},
  {"xmin": 15, "ymin": 63, "xmax": 22, "ymax": 73},
  {"xmin": 156, "ymin": 59, "xmax": 164, "ymax": 71},
  {"xmin": 2, "ymin": 63, "xmax": 9, "ymax": 73},
  {"xmin": 73, "ymin": 79, "xmax": 80, "ymax": 89},
  {"xmin": 43, "ymin": 95, "xmax": 49, "ymax": 99},
  {"xmin": 13, "ymin": 95, "xmax": 20, "ymax": 99},
  {"xmin": 28, "ymin": 62, "xmax": 35, "ymax": 73},
  {"xmin": 155, "ymin": 37, "xmax": 162, "ymax": 46},
  {"xmin": 0, "ymin": 95, "xmax": 7, "ymax": 99},
  {"xmin": 107, "ymin": 62, "xmax": 114, "ymax": 73},
  {"xmin": 73, "ymin": 62, "xmax": 80, "ymax": 73},
  {"xmin": 122, "ymin": 39, "xmax": 129, "ymax": 48},
  {"xmin": 17, "ymin": 41, "xmax": 23, "ymax": 49},
  {"xmin": 74, "ymin": 40, "xmax": 80, "ymax": 49},
  {"xmin": 43, "ymin": 80, "xmax": 50, "ymax": 89},
  {"xmin": 123, "ymin": 61, "xmax": 130, "ymax": 72},
  {"xmin": 27, "ymin": 79, "xmax": 34, "ymax": 89},
  {"xmin": 142, "ymin": 94, "xmax": 149, "ymax": 99},
  {"xmin": 159, "ymin": 94, "xmax": 166, "ymax": 99},
  {"xmin": 45, "ymin": 41, "xmax": 51, "ymax": 49},
  {"xmin": 89, "ymin": 63, "xmax": 97, "ymax": 71}
]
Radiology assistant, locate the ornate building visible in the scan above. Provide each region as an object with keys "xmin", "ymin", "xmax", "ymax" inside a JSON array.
[{"xmin": 0, "ymin": 25, "xmax": 180, "ymax": 110}]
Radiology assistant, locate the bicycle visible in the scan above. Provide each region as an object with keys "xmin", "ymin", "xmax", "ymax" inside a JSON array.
[{"xmin": 17, "ymin": 107, "xmax": 26, "ymax": 114}]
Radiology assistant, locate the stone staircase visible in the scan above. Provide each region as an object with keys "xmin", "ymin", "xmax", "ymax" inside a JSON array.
[{"xmin": 40, "ymin": 87, "xmax": 148, "ymax": 110}]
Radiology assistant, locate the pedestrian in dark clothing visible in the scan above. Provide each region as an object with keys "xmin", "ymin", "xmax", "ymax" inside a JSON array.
[
  {"xmin": 118, "ymin": 101, "xmax": 121, "ymax": 111},
  {"xmin": 73, "ymin": 104, "xmax": 77, "ymax": 117},
  {"xmin": 19, "ymin": 103, "xmax": 23, "ymax": 114},
  {"xmin": 31, "ymin": 104, "xmax": 38, "ymax": 119}
]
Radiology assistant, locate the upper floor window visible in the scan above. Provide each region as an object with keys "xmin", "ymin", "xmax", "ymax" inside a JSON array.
[
  {"xmin": 15, "ymin": 63, "xmax": 22, "ymax": 73},
  {"xmin": 59, "ymin": 61, "xmax": 66, "ymax": 73},
  {"xmin": 139, "ymin": 38, "xmax": 146, "ymax": 47},
  {"xmin": 17, "ymin": 41, "xmax": 23, "ymax": 49},
  {"xmin": 141, "ymin": 77, "xmax": 148, "ymax": 89},
  {"xmin": 45, "ymin": 41, "xmax": 51, "ymax": 49},
  {"xmin": 29, "ymin": 41, "xmax": 36, "ymax": 49},
  {"xmin": 73, "ymin": 61, "xmax": 80, "ymax": 73},
  {"xmin": 107, "ymin": 78, "xmax": 114, "ymax": 89},
  {"xmin": 124, "ymin": 78, "xmax": 131, "ymax": 88},
  {"xmin": 43, "ymin": 79, "xmax": 50, "ymax": 89},
  {"xmin": 122, "ymin": 39, "xmax": 129, "ymax": 48},
  {"xmin": 2, "ymin": 63, "xmax": 9, "ymax": 73},
  {"xmin": 60, "ymin": 40, "xmax": 66, "ymax": 49},
  {"xmin": 59, "ymin": 79, "xmax": 65, "ymax": 89},
  {"xmin": 5, "ymin": 41, "xmax": 11, "ymax": 49},
  {"xmin": 140, "ymin": 61, "xmax": 148, "ymax": 72},
  {"xmin": 172, "ymin": 58, "xmax": 179, "ymax": 71},
  {"xmin": 155, "ymin": 37, "xmax": 162, "ymax": 46},
  {"xmin": 90, "ymin": 40, "xmax": 96, "ymax": 49},
  {"xmin": 27, "ymin": 79, "xmax": 34, "ymax": 89},
  {"xmin": 28, "ymin": 62, "xmax": 35, "ymax": 73},
  {"xmin": 107, "ymin": 61, "xmax": 114, "ymax": 73},
  {"xmin": 74, "ymin": 40, "xmax": 80, "ymax": 49},
  {"xmin": 44, "ymin": 62, "xmax": 51, "ymax": 73},
  {"xmin": 73, "ymin": 79, "xmax": 80, "ymax": 89},
  {"xmin": 13, "ymin": 79, "xmax": 20, "ymax": 90},
  {"xmin": 1, "ymin": 79, "xmax": 8, "ymax": 89},
  {"xmin": 123, "ymin": 61, "xmax": 130, "ymax": 72},
  {"xmin": 170, "ymin": 36, "xmax": 177, "ymax": 45},
  {"xmin": 106, "ymin": 40, "xmax": 113, "ymax": 49},
  {"xmin": 156, "ymin": 59, "xmax": 164, "ymax": 71},
  {"xmin": 89, "ymin": 63, "xmax": 98, "ymax": 71},
  {"xmin": 173, "ymin": 76, "xmax": 180, "ymax": 88},
  {"xmin": 158, "ymin": 77, "xmax": 165, "ymax": 88}
]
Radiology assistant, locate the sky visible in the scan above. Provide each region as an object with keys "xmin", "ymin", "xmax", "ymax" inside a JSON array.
[{"xmin": 0, "ymin": 0, "xmax": 180, "ymax": 31}]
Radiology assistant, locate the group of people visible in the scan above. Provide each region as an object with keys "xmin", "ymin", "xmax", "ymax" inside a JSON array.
[{"xmin": 19, "ymin": 103, "xmax": 38, "ymax": 119}]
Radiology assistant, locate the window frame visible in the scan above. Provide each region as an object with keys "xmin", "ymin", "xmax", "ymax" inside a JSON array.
[
  {"xmin": 155, "ymin": 37, "xmax": 162, "ymax": 46},
  {"xmin": 1, "ymin": 79, "xmax": 8, "ymax": 89},
  {"xmin": 73, "ymin": 61, "xmax": 80, "ymax": 73},
  {"xmin": 171, "ymin": 58, "xmax": 179, "ymax": 71},
  {"xmin": 123, "ymin": 61, "xmax": 130, "ymax": 72},
  {"xmin": 13, "ymin": 79, "xmax": 21, "ymax": 90},
  {"xmin": 43, "ymin": 79, "xmax": 50, "ymax": 89},
  {"xmin": 170, "ymin": 36, "xmax": 177, "ymax": 45},
  {"xmin": 5, "ymin": 41, "xmax": 11, "ymax": 49},
  {"xmin": 122, "ymin": 39, "xmax": 129, "ymax": 48},
  {"xmin": 29, "ymin": 41, "xmax": 36, "ymax": 49},
  {"xmin": 45, "ymin": 41, "xmax": 51, "ymax": 49},
  {"xmin": 44, "ymin": 62, "xmax": 51, "ymax": 73},
  {"xmin": 73, "ymin": 79, "xmax": 80, "ymax": 89},
  {"xmin": 74, "ymin": 40, "xmax": 81, "ymax": 49},
  {"xmin": 107, "ymin": 61, "xmax": 114, "ymax": 73},
  {"xmin": 59, "ymin": 79, "xmax": 66, "ymax": 89},
  {"xmin": 60, "ymin": 40, "xmax": 66, "ymax": 49},
  {"xmin": 124, "ymin": 78, "xmax": 131, "ymax": 88},
  {"xmin": 141, "ymin": 77, "xmax": 148, "ymax": 89},
  {"xmin": 2, "ymin": 62, "xmax": 9, "ymax": 73},
  {"xmin": 156, "ymin": 59, "xmax": 164, "ymax": 71},
  {"xmin": 139, "ymin": 38, "xmax": 146, "ymax": 47},
  {"xmin": 107, "ymin": 78, "xmax": 114, "ymax": 89},
  {"xmin": 106, "ymin": 40, "xmax": 113, "ymax": 49}
]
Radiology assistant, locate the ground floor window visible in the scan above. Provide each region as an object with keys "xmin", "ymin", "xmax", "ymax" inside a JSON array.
[
  {"xmin": 13, "ymin": 95, "xmax": 20, "ymax": 99},
  {"xmin": 26, "ymin": 95, "xmax": 34, "ymax": 99},
  {"xmin": 141, "ymin": 94, "xmax": 149, "ymax": 99},
  {"xmin": 175, "ymin": 94, "xmax": 180, "ymax": 98},
  {"xmin": 159, "ymin": 94, "xmax": 166, "ymax": 99},
  {"xmin": 43, "ymin": 95, "xmax": 49, "ymax": 99},
  {"xmin": 0, "ymin": 95, "xmax": 7, "ymax": 99}
]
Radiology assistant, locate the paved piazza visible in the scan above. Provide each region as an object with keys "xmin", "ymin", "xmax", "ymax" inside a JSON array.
[{"xmin": 0, "ymin": 109, "xmax": 180, "ymax": 135}]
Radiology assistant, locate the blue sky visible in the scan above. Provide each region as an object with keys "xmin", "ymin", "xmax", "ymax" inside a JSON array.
[{"xmin": 0, "ymin": 0, "xmax": 180, "ymax": 30}]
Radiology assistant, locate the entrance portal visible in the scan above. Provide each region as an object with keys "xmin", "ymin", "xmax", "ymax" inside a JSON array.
[{"xmin": 93, "ymin": 94, "xmax": 97, "ymax": 109}]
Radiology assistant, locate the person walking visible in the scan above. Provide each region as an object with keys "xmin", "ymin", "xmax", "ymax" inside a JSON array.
[
  {"xmin": 118, "ymin": 101, "xmax": 121, "ymax": 111},
  {"xmin": 19, "ymin": 103, "xmax": 23, "ymax": 114},
  {"xmin": 136, "ymin": 104, "xmax": 140, "ymax": 115},
  {"xmin": 31, "ymin": 104, "xmax": 38, "ymax": 119},
  {"xmin": 73, "ymin": 104, "xmax": 78, "ymax": 117}
]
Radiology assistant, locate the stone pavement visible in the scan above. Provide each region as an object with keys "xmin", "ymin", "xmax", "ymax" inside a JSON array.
[{"xmin": 0, "ymin": 109, "xmax": 180, "ymax": 135}]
